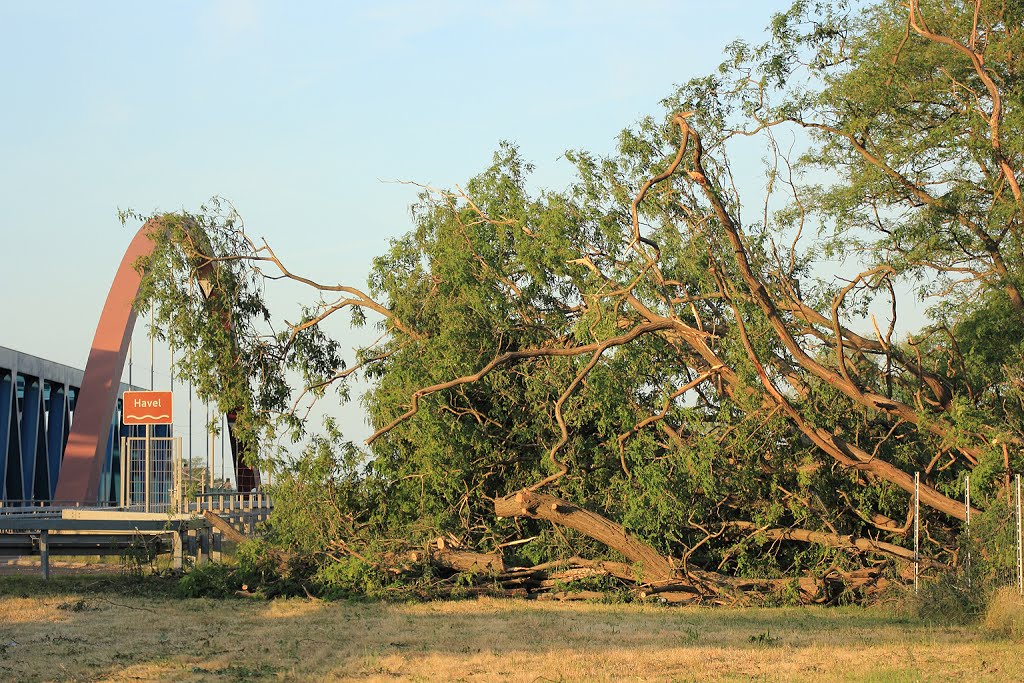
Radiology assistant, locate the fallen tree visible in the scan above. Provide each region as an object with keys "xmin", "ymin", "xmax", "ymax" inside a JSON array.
[
  {"xmin": 404, "ymin": 536, "xmax": 891, "ymax": 606},
  {"xmin": 141, "ymin": 0, "xmax": 1024, "ymax": 602},
  {"xmin": 494, "ymin": 490, "xmax": 674, "ymax": 582}
]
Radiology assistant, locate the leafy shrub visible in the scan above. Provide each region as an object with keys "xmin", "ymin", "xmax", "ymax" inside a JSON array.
[
  {"xmin": 176, "ymin": 540, "xmax": 321, "ymax": 599},
  {"xmin": 177, "ymin": 562, "xmax": 237, "ymax": 598},
  {"xmin": 312, "ymin": 556, "xmax": 386, "ymax": 600}
]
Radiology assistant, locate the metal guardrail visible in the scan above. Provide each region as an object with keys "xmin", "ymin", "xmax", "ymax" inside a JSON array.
[
  {"xmin": 0, "ymin": 502, "xmax": 122, "ymax": 524},
  {"xmin": 0, "ymin": 491, "xmax": 275, "ymax": 579},
  {"xmin": 181, "ymin": 493, "xmax": 274, "ymax": 536}
]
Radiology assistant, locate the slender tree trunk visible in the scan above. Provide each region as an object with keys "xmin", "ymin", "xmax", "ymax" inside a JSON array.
[{"xmin": 723, "ymin": 522, "xmax": 946, "ymax": 568}]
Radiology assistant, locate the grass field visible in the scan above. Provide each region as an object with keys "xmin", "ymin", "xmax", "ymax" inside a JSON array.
[{"xmin": 1, "ymin": 576, "xmax": 1022, "ymax": 682}]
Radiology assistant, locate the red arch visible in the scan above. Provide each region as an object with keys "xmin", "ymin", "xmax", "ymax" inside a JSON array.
[
  {"xmin": 53, "ymin": 220, "xmax": 260, "ymax": 503},
  {"xmin": 53, "ymin": 221, "xmax": 159, "ymax": 503}
]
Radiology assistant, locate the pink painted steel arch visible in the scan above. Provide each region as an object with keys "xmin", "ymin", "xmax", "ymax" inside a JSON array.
[
  {"xmin": 54, "ymin": 220, "xmax": 262, "ymax": 503},
  {"xmin": 53, "ymin": 220, "xmax": 160, "ymax": 503}
]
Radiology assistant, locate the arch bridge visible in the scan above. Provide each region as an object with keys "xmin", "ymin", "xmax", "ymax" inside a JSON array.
[{"xmin": 1, "ymin": 220, "xmax": 260, "ymax": 508}]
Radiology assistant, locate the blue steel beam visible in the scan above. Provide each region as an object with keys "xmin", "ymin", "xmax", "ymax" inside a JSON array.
[
  {"xmin": 0, "ymin": 347, "xmax": 142, "ymax": 504},
  {"xmin": 45, "ymin": 382, "xmax": 70, "ymax": 498},
  {"xmin": 0, "ymin": 370, "xmax": 14, "ymax": 499},
  {"xmin": 19, "ymin": 375, "xmax": 46, "ymax": 500}
]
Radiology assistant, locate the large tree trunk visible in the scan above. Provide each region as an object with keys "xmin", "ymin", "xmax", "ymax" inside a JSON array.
[
  {"xmin": 409, "ymin": 538, "xmax": 506, "ymax": 574},
  {"xmin": 494, "ymin": 490, "xmax": 674, "ymax": 582}
]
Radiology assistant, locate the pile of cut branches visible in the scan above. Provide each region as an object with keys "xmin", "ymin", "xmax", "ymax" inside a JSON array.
[{"xmin": 395, "ymin": 537, "xmax": 892, "ymax": 606}]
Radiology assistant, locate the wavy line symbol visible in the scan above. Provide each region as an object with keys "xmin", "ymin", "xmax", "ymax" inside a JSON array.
[{"xmin": 129, "ymin": 414, "xmax": 170, "ymax": 420}]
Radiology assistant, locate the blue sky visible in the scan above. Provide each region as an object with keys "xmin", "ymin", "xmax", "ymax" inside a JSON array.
[{"xmin": 0, "ymin": 0, "xmax": 793, "ymax": 453}]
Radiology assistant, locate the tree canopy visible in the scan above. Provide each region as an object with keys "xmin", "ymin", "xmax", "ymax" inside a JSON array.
[{"xmin": 137, "ymin": 0, "xmax": 1024, "ymax": 598}]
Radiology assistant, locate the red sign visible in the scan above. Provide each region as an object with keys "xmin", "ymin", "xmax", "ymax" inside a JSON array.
[{"xmin": 122, "ymin": 391, "xmax": 173, "ymax": 425}]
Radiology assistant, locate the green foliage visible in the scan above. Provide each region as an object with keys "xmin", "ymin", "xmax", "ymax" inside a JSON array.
[
  {"xmin": 907, "ymin": 500, "xmax": 1023, "ymax": 626},
  {"xmin": 263, "ymin": 418, "xmax": 373, "ymax": 554},
  {"xmin": 963, "ymin": 500, "xmax": 1022, "ymax": 588},
  {"xmin": 126, "ymin": 198, "xmax": 340, "ymax": 462},
  {"xmin": 747, "ymin": 630, "xmax": 781, "ymax": 646},
  {"xmin": 312, "ymin": 557, "xmax": 386, "ymax": 600},
  {"xmin": 177, "ymin": 562, "xmax": 237, "ymax": 599},
  {"xmin": 140, "ymin": 0, "xmax": 1024, "ymax": 599},
  {"xmin": 909, "ymin": 574, "xmax": 988, "ymax": 626}
]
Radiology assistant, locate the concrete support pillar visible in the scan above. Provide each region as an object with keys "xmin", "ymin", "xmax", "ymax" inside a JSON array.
[
  {"xmin": 172, "ymin": 529, "xmax": 185, "ymax": 571},
  {"xmin": 39, "ymin": 530, "xmax": 50, "ymax": 580},
  {"xmin": 197, "ymin": 527, "xmax": 211, "ymax": 564}
]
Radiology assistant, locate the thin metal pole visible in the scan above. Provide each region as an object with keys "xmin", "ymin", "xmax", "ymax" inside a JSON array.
[
  {"xmin": 188, "ymin": 383, "xmax": 193, "ymax": 495},
  {"xmin": 170, "ymin": 346, "xmax": 174, "ymax": 391},
  {"xmin": 120, "ymin": 436, "xmax": 126, "ymax": 508},
  {"xmin": 128, "ymin": 341, "xmax": 133, "ymax": 387},
  {"xmin": 144, "ymin": 424, "xmax": 151, "ymax": 513},
  {"xmin": 149, "ymin": 304, "xmax": 155, "ymax": 390},
  {"xmin": 211, "ymin": 411, "xmax": 218, "ymax": 489},
  {"xmin": 914, "ymin": 471, "xmax": 920, "ymax": 594},
  {"xmin": 206, "ymin": 404, "xmax": 211, "ymax": 491},
  {"xmin": 965, "ymin": 474, "xmax": 971, "ymax": 588},
  {"xmin": 1017, "ymin": 473, "xmax": 1022, "ymax": 596},
  {"xmin": 39, "ymin": 530, "xmax": 49, "ymax": 581}
]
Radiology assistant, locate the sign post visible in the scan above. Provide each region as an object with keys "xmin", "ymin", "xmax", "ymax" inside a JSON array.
[{"xmin": 122, "ymin": 391, "xmax": 173, "ymax": 511}]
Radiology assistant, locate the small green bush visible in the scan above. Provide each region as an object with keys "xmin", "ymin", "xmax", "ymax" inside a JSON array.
[
  {"xmin": 312, "ymin": 556, "xmax": 385, "ymax": 599},
  {"xmin": 177, "ymin": 562, "xmax": 238, "ymax": 598}
]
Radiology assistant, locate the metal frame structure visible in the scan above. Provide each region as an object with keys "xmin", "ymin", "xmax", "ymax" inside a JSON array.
[
  {"xmin": 120, "ymin": 435, "xmax": 182, "ymax": 513},
  {"xmin": 0, "ymin": 346, "xmax": 144, "ymax": 506}
]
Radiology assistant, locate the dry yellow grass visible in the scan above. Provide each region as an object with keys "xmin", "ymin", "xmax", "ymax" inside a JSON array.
[
  {"xmin": 1, "ymin": 584, "xmax": 1022, "ymax": 682},
  {"xmin": 985, "ymin": 586, "xmax": 1024, "ymax": 640}
]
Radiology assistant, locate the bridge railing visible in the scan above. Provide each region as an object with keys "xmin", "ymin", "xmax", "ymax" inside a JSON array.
[
  {"xmin": 180, "ymin": 492, "xmax": 273, "ymax": 514},
  {"xmin": 0, "ymin": 492, "xmax": 273, "ymax": 516},
  {"xmin": 0, "ymin": 499, "xmax": 123, "ymax": 514}
]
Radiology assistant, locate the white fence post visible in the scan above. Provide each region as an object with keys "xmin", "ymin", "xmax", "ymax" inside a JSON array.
[
  {"xmin": 914, "ymin": 471, "xmax": 920, "ymax": 594},
  {"xmin": 965, "ymin": 474, "xmax": 971, "ymax": 588},
  {"xmin": 1016, "ymin": 473, "xmax": 1022, "ymax": 596}
]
